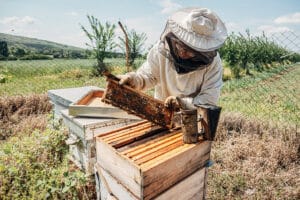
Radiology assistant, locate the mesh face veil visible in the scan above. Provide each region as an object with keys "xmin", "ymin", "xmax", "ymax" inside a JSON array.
[{"xmin": 159, "ymin": 32, "xmax": 217, "ymax": 74}]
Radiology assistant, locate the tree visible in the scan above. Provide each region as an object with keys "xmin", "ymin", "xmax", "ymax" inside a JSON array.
[
  {"xmin": 118, "ymin": 27, "xmax": 147, "ymax": 69},
  {"xmin": 81, "ymin": 15, "xmax": 116, "ymax": 76},
  {"xmin": 0, "ymin": 41, "xmax": 9, "ymax": 57},
  {"xmin": 15, "ymin": 48, "xmax": 26, "ymax": 57}
]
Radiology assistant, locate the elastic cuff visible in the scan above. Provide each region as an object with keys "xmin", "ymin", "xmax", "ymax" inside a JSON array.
[{"xmin": 181, "ymin": 97, "xmax": 197, "ymax": 110}]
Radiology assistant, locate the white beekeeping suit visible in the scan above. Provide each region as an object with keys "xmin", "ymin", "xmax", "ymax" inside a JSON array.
[{"xmin": 119, "ymin": 7, "xmax": 228, "ymax": 110}]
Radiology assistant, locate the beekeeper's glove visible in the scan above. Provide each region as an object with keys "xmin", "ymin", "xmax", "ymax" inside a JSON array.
[
  {"xmin": 117, "ymin": 73, "xmax": 138, "ymax": 89},
  {"xmin": 164, "ymin": 96, "xmax": 181, "ymax": 111},
  {"xmin": 164, "ymin": 96, "xmax": 196, "ymax": 110}
]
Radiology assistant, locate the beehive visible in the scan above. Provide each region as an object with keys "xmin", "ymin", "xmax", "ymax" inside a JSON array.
[
  {"xmin": 68, "ymin": 89, "xmax": 139, "ymax": 119},
  {"xmin": 96, "ymin": 120, "xmax": 211, "ymax": 200},
  {"xmin": 61, "ymin": 110, "xmax": 139, "ymax": 175}
]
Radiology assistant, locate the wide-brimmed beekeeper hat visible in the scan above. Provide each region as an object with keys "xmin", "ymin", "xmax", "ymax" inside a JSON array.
[{"xmin": 161, "ymin": 7, "xmax": 228, "ymax": 52}]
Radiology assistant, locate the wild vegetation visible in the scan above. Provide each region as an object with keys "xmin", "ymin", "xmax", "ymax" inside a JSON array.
[
  {"xmin": 208, "ymin": 112, "xmax": 299, "ymax": 199},
  {"xmin": 80, "ymin": 15, "xmax": 148, "ymax": 76},
  {"xmin": 0, "ymin": 24, "xmax": 299, "ymax": 199},
  {"xmin": 0, "ymin": 94, "xmax": 51, "ymax": 140},
  {"xmin": 81, "ymin": 15, "xmax": 117, "ymax": 75},
  {"xmin": 118, "ymin": 25, "xmax": 147, "ymax": 69},
  {"xmin": 0, "ymin": 61, "xmax": 299, "ymax": 199},
  {"xmin": 0, "ymin": 58, "xmax": 145, "ymax": 96},
  {"xmin": 220, "ymin": 30, "xmax": 300, "ymax": 77},
  {"xmin": 0, "ymin": 120, "xmax": 96, "ymax": 199},
  {"xmin": 221, "ymin": 64, "xmax": 299, "ymax": 124}
]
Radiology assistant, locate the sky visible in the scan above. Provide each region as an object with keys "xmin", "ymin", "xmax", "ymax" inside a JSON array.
[{"xmin": 0, "ymin": 0, "xmax": 299, "ymax": 52}]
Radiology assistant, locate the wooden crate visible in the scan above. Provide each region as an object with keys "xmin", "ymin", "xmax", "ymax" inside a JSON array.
[
  {"xmin": 61, "ymin": 110, "xmax": 139, "ymax": 175},
  {"xmin": 96, "ymin": 121, "xmax": 211, "ymax": 200},
  {"xmin": 95, "ymin": 163, "xmax": 207, "ymax": 200}
]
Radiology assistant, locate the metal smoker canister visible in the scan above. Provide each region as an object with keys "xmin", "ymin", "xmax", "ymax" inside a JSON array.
[{"xmin": 180, "ymin": 109, "xmax": 199, "ymax": 144}]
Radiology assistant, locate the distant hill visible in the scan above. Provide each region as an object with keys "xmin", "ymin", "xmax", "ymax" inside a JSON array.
[
  {"xmin": 0, "ymin": 32, "xmax": 84, "ymax": 52},
  {"xmin": 0, "ymin": 32, "xmax": 88, "ymax": 59},
  {"xmin": 0, "ymin": 33, "xmax": 124, "ymax": 60}
]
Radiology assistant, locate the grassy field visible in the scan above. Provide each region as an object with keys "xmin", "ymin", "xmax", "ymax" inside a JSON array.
[
  {"xmin": 0, "ymin": 59, "xmax": 299, "ymax": 199},
  {"xmin": 220, "ymin": 64, "xmax": 299, "ymax": 125},
  {"xmin": 1, "ymin": 58, "xmax": 298, "ymax": 125},
  {"xmin": 0, "ymin": 58, "xmax": 144, "ymax": 96}
]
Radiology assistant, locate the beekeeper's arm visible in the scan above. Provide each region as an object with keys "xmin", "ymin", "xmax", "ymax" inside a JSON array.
[
  {"xmin": 179, "ymin": 55, "xmax": 223, "ymax": 109},
  {"xmin": 118, "ymin": 44, "xmax": 160, "ymax": 90}
]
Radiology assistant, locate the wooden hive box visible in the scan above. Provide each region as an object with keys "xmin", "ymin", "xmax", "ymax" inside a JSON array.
[
  {"xmin": 48, "ymin": 86, "xmax": 100, "ymax": 119},
  {"xmin": 94, "ymin": 163, "xmax": 207, "ymax": 200},
  {"xmin": 61, "ymin": 110, "xmax": 139, "ymax": 175},
  {"xmin": 68, "ymin": 89, "xmax": 139, "ymax": 119},
  {"xmin": 96, "ymin": 121, "xmax": 211, "ymax": 200}
]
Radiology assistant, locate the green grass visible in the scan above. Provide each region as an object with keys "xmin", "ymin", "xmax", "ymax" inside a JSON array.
[
  {"xmin": 0, "ymin": 59, "xmax": 299, "ymax": 199},
  {"xmin": 1, "ymin": 59, "xmax": 299, "ymax": 125},
  {"xmin": 220, "ymin": 64, "xmax": 299, "ymax": 125},
  {"xmin": 0, "ymin": 58, "xmax": 145, "ymax": 96},
  {"xmin": 0, "ymin": 123, "xmax": 95, "ymax": 199}
]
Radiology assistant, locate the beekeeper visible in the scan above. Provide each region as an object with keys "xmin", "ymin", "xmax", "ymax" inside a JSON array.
[{"xmin": 118, "ymin": 7, "xmax": 228, "ymax": 110}]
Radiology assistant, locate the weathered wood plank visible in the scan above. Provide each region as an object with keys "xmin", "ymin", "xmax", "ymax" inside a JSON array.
[
  {"xmin": 122, "ymin": 132, "xmax": 181, "ymax": 157},
  {"xmin": 117, "ymin": 129, "xmax": 173, "ymax": 153},
  {"xmin": 135, "ymin": 140, "xmax": 183, "ymax": 165},
  {"xmin": 95, "ymin": 163, "xmax": 206, "ymax": 200},
  {"xmin": 105, "ymin": 123, "xmax": 153, "ymax": 143},
  {"xmin": 77, "ymin": 90, "xmax": 95, "ymax": 105},
  {"xmin": 110, "ymin": 126, "xmax": 164, "ymax": 148},
  {"xmin": 96, "ymin": 121, "xmax": 212, "ymax": 199},
  {"xmin": 132, "ymin": 135, "xmax": 182, "ymax": 163},
  {"xmin": 95, "ymin": 163, "xmax": 139, "ymax": 200},
  {"xmin": 142, "ymin": 141, "xmax": 211, "ymax": 200},
  {"xmin": 154, "ymin": 167, "xmax": 205, "ymax": 200},
  {"xmin": 102, "ymin": 73, "xmax": 173, "ymax": 128},
  {"xmin": 100, "ymin": 120, "xmax": 149, "ymax": 140},
  {"xmin": 96, "ymin": 137, "xmax": 142, "ymax": 197}
]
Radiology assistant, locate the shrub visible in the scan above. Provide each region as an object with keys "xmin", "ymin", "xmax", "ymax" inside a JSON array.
[
  {"xmin": 0, "ymin": 126, "xmax": 96, "ymax": 199},
  {"xmin": 19, "ymin": 54, "xmax": 53, "ymax": 60},
  {"xmin": 81, "ymin": 15, "xmax": 116, "ymax": 76},
  {"xmin": 0, "ymin": 73, "xmax": 6, "ymax": 83},
  {"xmin": 220, "ymin": 31, "xmax": 297, "ymax": 77}
]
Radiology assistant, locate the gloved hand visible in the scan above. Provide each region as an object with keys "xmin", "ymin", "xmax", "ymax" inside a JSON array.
[
  {"xmin": 164, "ymin": 96, "xmax": 181, "ymax": 111},
  {"xmin": 117, "ymin": 73, "xmax": 136, "ymax": 88},
  {"xmin": 165, "ymin": 96, "xmax": 197, "ymax": 110}
]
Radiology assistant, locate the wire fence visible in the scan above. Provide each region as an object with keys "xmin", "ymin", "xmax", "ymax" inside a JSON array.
[
  {"xmin": 218, "ymin": 31, "xmax": 299, "ymax": 136},
  {"xmin": 271, "ymin": 31, "xmax": 300, "ymax": 54},
  {"xmin": 0, "ymin": 31, "xmax": 299, "ymax": 135}
]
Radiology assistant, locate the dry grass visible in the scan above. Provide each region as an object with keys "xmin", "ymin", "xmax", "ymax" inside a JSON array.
[
  {"xmin": 0, "ymin": 94, "xmax": 52, "ymax": 140},
  {"xmin": 0, "ymin": 94, "xmax": 298, "ymax": 199},
  {"xmin": 207, "ymin": 112, "xmax": 300, "ymax": 199}
]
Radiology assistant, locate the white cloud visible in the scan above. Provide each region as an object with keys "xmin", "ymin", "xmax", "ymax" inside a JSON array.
[
  {"xmin": 274, "ymin": 12, "xmax": 300, "ymax": 24},
  {"xmin": 0, "ymin": 16, "xmax": 37, "ymax": 26},
  {"xmin": 0, "ymin": 16, "xmax": 39, "ymax": 38},
  {"xmin": 257, "ymin": 25, "xmax": 292, "ymax": 35},
  {"xmin": 65, "ymin": 11, "xmax": 79, "ymax": 16},
  {"xmin": 159, "ymin": 0, "xmax": 182, "ymax": 15},
  {"xmin": 2, "ymin": 28, "xmax": 39, "ymax": 38}
]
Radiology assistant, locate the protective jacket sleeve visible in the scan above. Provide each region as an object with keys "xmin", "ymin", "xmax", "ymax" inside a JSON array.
[
  {"xmin": 192, "ymin": 56, "xmax": 223, "ymax": 106},
  {"xmin": 126, "ymin": 46, "xmax": 160, "ymax": 91}
]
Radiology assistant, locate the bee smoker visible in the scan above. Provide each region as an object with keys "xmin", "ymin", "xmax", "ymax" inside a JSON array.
[{"xmin": 180, "ymin": 105, "xmax": 222, "ymax": 143}]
